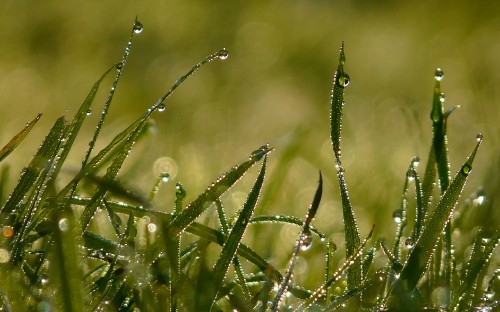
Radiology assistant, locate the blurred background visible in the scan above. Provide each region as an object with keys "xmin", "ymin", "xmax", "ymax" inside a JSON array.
[{"xmin": 0, "ymin": 0, "xmax": 498, "ymax": 287}]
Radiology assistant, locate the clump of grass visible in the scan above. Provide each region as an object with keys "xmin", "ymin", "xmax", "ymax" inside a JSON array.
[{"xmin": 0, "ymin": 19, "xmax": 498, "ymax": 311}]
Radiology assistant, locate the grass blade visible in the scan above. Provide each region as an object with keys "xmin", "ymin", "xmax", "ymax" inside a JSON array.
[
  {"xmin": 0, "ymin": 114, "xmax": 42, "ymax": 163},
  {"xmin": 330, "ymin": 42, "xmax": 361, "ymax": 291},
  {"xmin": 167, "ymin": 145, "xmax": 272, "ymax": 237},
  {"xmin": 388, "ymin": 135, "xmax": 482, "ymax": 307},
  {"xmin": 249, "ymin": 215, "xmax": 326, "ymax": 241},
  {"xmin": 271, "ymin": 171, "xmax": 322, "ymax": 311},
  {"xmin": 206, "ymin": 155, "xmax": 268, "ymax": 309}
]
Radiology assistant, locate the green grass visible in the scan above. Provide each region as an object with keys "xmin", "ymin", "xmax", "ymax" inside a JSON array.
[{"xmin": 0, "ymin": 20, "xmax": 498, "ymax": 311}]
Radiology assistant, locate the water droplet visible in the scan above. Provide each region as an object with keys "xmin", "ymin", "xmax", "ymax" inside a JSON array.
[
  {"xmin": 474, "ymin": 195, "xmax": 485, "ymax": 206},
  {"xmin": 176, "ymin": 182, "xmax": 186, "ymax": 199},
  {"xmin": 160, "ymin": 172, "xmax": 170, "ymax": 183},
  {"xmin": 86, "ymin": 109, "xmax": 92, "ymax": 116},
  {"xmin": 406, "ymin": 168, "xmax": 416, "ymax": 181},
  {"xmin": 476, "ymin": 133, "xmax": 483, "ymax": 142},
  {"xmin": 439, "ymin": 93, "xmax": 446, "ymax": 103},
  {"xmin": 435, "ymin": 68, "xmax": 444, "ymax": 81},
  {"xmin": 133, "ymin": 20, "xmax": 144, "ymax": 34},
  {"xmin": 157, "ymin": 102, "xmax": 166, "ymax": 112},
  {"xmin": 461, "ymin": 163, "xmax": 472, "ymax": 176},
  {"xmin": 2, "ymin": 225, "xmax": 14, "ymax": 238},
  {"xmin": 336, "ymin": 72, "xmax": 350, "ymax": 88},
  {"xmin": 300, "ymin": 230, "xmax": 313, "ymax": 251},
  {"xmin": 217, "ymin": 48, "xmax": 229, "ymax": 60},
  {"xmin": 58, "ymin": 218, "xmax": 69, "ymax": 232},
  {"xmin": 147, "ymin": 222, "xmax": 157, "ymax": 233},
  {"xmin": 405, "ymin": 238, "xmax": 415, "ymax": 249},
  {"xmin": 412, "ymin": 156, "xmax": 420, "ymax": 167},
  {"xmin": 116, "ymin": 62, "xmax": 124, "ymax": 70},
  {"xmin": 392, "ymin": 209, "xmax": 403, "ymax": 224},
  {"xmin": 0, "ymin": 249, "xmax": 10, "ymax": 263}
]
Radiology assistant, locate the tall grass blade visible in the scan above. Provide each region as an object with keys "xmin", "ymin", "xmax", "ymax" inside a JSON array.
[
  {"xmin": 0, "ymin": 114, "xmax": 42, "ymax": 163},
  {"xmin": 271, "ymin": 171, "xmax": 322, "ymax": 311},
  {"xmin": 330, "ymin": 42, "xmax": 361, "ymax": 292},
  {"xmin": 207, "ymin": 156, "xmax": 267, "ymax": 309},
  {"xmin": 388, "ymin": 135, "xmax": 482, "ymax": 307},
  {"xmin": 249, "ymin": 215, "xmax": 326, "ymax": 241},
  {"xmin": 167, "ymin": 145, "xmax": 271, "ymax": 237}
]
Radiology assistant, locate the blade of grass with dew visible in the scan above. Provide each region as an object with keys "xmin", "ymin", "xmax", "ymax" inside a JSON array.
[
  {"xmin": 451, "ymin": 229, "xmax": 500, "ymax": 310},
  {"xmin": 330, "ymin": 42, "xmax": 362, "ymax": 291},
  {"xmin": 409, "ymin": 164, "xmax": 424, "ymax": 243},
  {"xmin": 271, "ymin": 171, "xmax": 322, "ymax": 311},
  {"xmin": 207, "ymin": 156, "xmax": 268, "ymax": 310},
  {"xmin": 249, "ymin": 215, "xmax": 326, "ymax": 241},
  {"xmin": 296, "ymin": 225, "xmax": 374, "ymax": 311},
  {"xmin": 167, "ymin": 145, "xmax": 272, "ymax": 237},
  {"xmin": 0, "ymin": 114, "xmax": 42, "ymax": 163},
  {"xmin": 48, "ymin": 206, "xmax": 83, "ymax": 312},
  {"xmin": 387, "ymin": 135, "xmax": 482, "ymax": 307},
  {"xmin": 325, "ymin": 239, "xmax": 337, "ymax": 305},
  {"xmin": 1, "ymin": 117, "xmax": 65, "ymax": 215},
  {"xmin": 215, "ymin": 199, "xmax": 252, "ymax": 301}
]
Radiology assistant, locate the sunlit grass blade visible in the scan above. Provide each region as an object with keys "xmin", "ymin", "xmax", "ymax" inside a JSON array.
[
  {"xmin": 330, "ymin": 43, "xmax": 361, "ymax": 292},
  {"xmin": 451, "ymin": 229, "xmax": 500, "ymax": 310},
  {"xmin": 207, "ymin": 156, "xmax": 267, "ymax": 309},
  {"xmin": 271, "ymin": 171, "xmax": 322, "ymax": 311},
  {"xmin": 388, "ymin": 135, "xmax": 482, "ymax": 307},
  {"xmin": 48, "ymin": 206, "xmax": 84, "ymax": 312},
  {"xmin": 249, "ymin": 215, "xmax": 326, "ymax": 241},
  {"xmin": 1, "ymin": 117, "xmax": 65, "ymax": 215},
  {"xmin": 296, "ymin": 225, "xmax": 374, "ymax": 311},
  {"xmin": 167, "ymin": 145, "xmax": 272, "ymax": 237},
  {"xmin": 0, "ymin": 114, "xmax": 42, "ymax": 163}
]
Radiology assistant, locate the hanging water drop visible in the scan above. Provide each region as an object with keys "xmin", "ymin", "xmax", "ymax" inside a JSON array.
[
  {"xmin": 58, "ymin": 218, "xmax": 69, "ymax": 232},
  {"xmin": 405, "ymin": 238, "xmax": 415, "ymax": 249},
  {"xmin": 461, "ymin": 163, "xmax": 472, "ymax": 176},
  {"xmin": 157, "ymin": 102, "xmax": 166, "ymax": 112},
  {"xmin": 133, "ymin": 20, "xmax": 144, "ymax": 34},
  {"xmin": 300, "ymin": 230, "xmax": 313, "ymax": 251},
  {"xmin": 406, "ymin": 168, "xmax": 416, "ymax": 181},
  {"xmin": 336, "ymin": 72, "xmax": 350, "ymax": 88},
  {"xmin": 160, "ymin": 172, "xmax": 170, "ymax": 183},
  {"xmin": 116, "ymin": 62, "xmax": 124, "ymax": 71},
  {"xmin": 218, "ymin": 48, "xmax": 229, "ymax": 60},
  {"xmin": 439, "ymin": 93, "xmax": 446, "ymax": 103},
  {"xmin": 435, "ymin": 68, "xmax": 444, "ymax": 81},
  {"xmin": 411, "ymin": 156, "xmax": 420, "ymax": 167},
  {"xmin": 86, "ymin": 109, "xmax": 92, "ymax": 116},
  {"xmin": 176, "ymin": 182, "xmax": 186, "ymax": 199},
  {"xmin": 392, "ymin": 209, "xmax": 403, "ymax": 224},
  {"xmin": 476, "ymin": 133, "xmax": 483, "ymax": 142}
]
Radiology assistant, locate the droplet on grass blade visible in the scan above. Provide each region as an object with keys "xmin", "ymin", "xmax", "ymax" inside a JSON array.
[
  {"xmin": 435, "ymin": 68, "xmax": 444, "ymax": 81},
  {"xmin": 300, "ymin": 230, "xmax": 313, "ymax": 251},
  {"xmin": 157, "ymin": 102, "xmax": 166, "ymax": 112},
  {"xmin": 133, "ymin": 20, "xmax": 144, "ymax": 34},
  {"xmin": 336, "ymin": 72, "xmax": 350, "ymax": 88},
  {"xmin": 217, "ymin": 48, "xmax": 229, "ymax": 60},
  {"xmin": 392, "ymin": 209, "xmax": 403, "ymax": 224}
]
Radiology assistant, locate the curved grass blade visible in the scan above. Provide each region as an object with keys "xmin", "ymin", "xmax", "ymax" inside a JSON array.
[
  {"xmin": 1, "ymin": 117, "xmax": 65, "ymax": 215},
  {"xmin": 167, "ymin": 145, "xmax": 272, "ymax": 237},
  {"xmin": 249, "ymin": 215, "xmax": 326, "ymax": 241},
  {"xmin": 295, "ymin": 225, "xmax": 374, "ymax": 311},
  {"xmin": 388, "ymin": 135, "xmax": 482, "ymax": 307},
  {"xmin": 207, "ymin": 156, "xmax": 267, "ymax": 309},
  {"xmin": 0, "ymin": 114, "xmax": 42, "ymax": 163},
  {"xmin": 271, "ymin": 171, "xmax": 322, "ymax": 311},
  {"xmin": 330, "ymin": 42, "xmax": 361, "ymax": 291}
]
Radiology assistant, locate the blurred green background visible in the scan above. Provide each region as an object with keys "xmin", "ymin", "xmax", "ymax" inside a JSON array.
[{"xmin": 0, "ymin": 0, "xmax": 499, "ymax": 286}]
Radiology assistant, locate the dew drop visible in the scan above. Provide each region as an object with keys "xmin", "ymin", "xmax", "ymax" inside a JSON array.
[
  {"xmin": 58, "ymin": 218, "xmax": 69, "ymax": 232},
  {"xmin": 392, "ymin": 209, "xmax": 403, "ymax": 224},
  {"xmin": 336, "ymin": 72, "xmax": 350, "ymax": 88},
  {"xmin": 217, "ymin": 48, "xmax": 229, "ymax": 60},
  {"xmin": 476, "ymin": 133, "xmax": 483, "ymax": 142},
  {"xmin": 406, "ymin": 168, "xmax": 416, "ymax": 181},
  {"xmin": 116, "ymin": 62, "xmax": 124, "ymax": 71},
  {"xmin": 133, "ymin": 20, "xmax": 144, "ymax": 34},
  {"xmin": 412, "ymin": 156, "xmax": 420, "ymax": 167},
  {"xmin": 405, "ymin": 238, "xmax": 415, "ymax": 249},
  {"xmin": 176, "ymin": 182, "xmax": 186, "ymax": 199},
  {"xmin": 2, "ymin": 225, "xmax": 14, "ymax": 238},
  {"xmin": 147, "ymin": 222, "xmax": 157, "ymax": 233},
  {"xmin": 435, "ymin": 68, "xmax": 444, "ymax": 81},
  {"xmin": 86, "ymin": 109, "xmax": 92, "ymax": 116},
  {"xmin": 160, "ymin": 172, "xmax": 170, "ymax": 183},
  {"xmin": 300, "ymin": 230, "xmax": 313, "ymax": 251},
  {"xmin": 439, "ymin": 93, "xmax": 446, "ymax": 103},
  {"xmin": 461, "ymin": 163, "xmax": 472, "ymax": 176},
  {"xmin": 157, "ymin": 102, "xmax": 166, "ymax": 112}
]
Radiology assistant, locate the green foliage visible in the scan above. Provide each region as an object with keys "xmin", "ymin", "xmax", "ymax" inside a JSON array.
[{"xmin": 0, "ymin": 20, "xmax": 498, "ymax": 311}]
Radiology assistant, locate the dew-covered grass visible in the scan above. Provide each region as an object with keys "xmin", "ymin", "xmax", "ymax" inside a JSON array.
[{"xmin": 0, "ymin": 18, "xmax": 499, "ymax": 311}]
